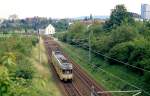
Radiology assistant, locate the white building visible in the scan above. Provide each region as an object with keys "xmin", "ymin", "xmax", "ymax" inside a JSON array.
[
  {"xmin": 141, "ymin": 4, "xmax": 150, "ymax": 20},
  {"xmin": 45, "ymin": 24, "xmax": 55, "ymax": 35}
]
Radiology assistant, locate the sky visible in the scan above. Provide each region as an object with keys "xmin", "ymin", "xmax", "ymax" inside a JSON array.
[{"xmin": 0, "ymin": 0, "xmax": 150, "ymax": 19}]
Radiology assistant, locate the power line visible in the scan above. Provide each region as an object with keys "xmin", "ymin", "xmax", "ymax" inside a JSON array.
[
  {"xmin": 69, "ymin": 41, "xmax": 150, "ymax": 73},
  {"xmin": 92, "ymin": 50, "xmax": 150, "ymax": 73},
  {"xmin": 97, "ymin": 90, "xmax": 141, "ymax": 93}
]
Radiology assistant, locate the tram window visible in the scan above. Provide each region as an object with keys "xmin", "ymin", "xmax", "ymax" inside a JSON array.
[
  {"xmin": 69, "ymin": 70, "xmax": 72, "ymax": 73},
  {"xmin": 66, "ymin": 70, "xmax": 70, "ymax": 74},
  {"xmin": 55, "ymin": 51, "xmax": 61, "ymax": 54},
  {"xmin": 62, "ymin": 70, "xmax": 65, "ymax": 74},
  {"xmin": 62, "ymin": 70, "xmax": 72, "ymax": 74}
]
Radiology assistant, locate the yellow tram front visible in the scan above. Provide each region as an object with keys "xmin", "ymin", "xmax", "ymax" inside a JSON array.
[{"xmin": 60, "ymin": 63, "xmax": 73, "ymax": 81}]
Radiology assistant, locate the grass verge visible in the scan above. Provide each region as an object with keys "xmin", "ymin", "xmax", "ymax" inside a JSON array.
[{"xmin": 30, "ymin": 38, "xmax": 62, "ymax": 96}]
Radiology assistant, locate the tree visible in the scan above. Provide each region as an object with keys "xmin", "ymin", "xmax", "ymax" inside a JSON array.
[
  {"xmin": 54, "ymin": 19, "xmax": 69, "ymax": 32},
  {"xmin": 91, "ymin": 35, "xmax": 111, "ymax": 54},
  {"xmin": 84, "ymin": 17, "xmax": 88, "ymax": 21},
  {"xmin": 128, "ymin": 38, "xmax": 150, "ymax": 73},
  {"xmin": 110, "ymin": 25, "xmax": 138, "ymax": 46},
  {"xmin": 103, "ymin": 4, "xmax": 134, "ymax": 30},
  {"xmin": 15, "ymin": 59, "xmax": 34, "ymax": 80},
  {"xmin": 90, "ymin": 14, "xmax": 93, "ymax": 20},
  {"xmin": 144, "ymin": 72, "xmax": 150, "ymax": 92},
  {"xmin": 68, "ymin": 22, "xmax": 86, "ymax": 39},
  {"xmin": 108, "ymin": 42, "xmax": 134, "ymax": 64}
]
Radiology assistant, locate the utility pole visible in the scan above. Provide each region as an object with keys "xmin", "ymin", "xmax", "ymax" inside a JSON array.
[
  {"xmin": 88, "ymin": 17, "xmax": 93, "ymax": 62},
  {"xmin": 38, "ymin": 29, "xmax": 41, "ymax": 64},
  {"xmin": 91, "ymin": 85, "xmax": 99, "ymax": 96},
  {"xmin": 89, "ymin": 30, "xmax": 92, "ymax": 62},
  {"xmin": 91, "ymin": 85, "xmax": 95, "ymax": 96}
]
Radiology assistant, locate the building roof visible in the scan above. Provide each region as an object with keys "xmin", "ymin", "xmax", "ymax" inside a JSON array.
[{"xmin": 46, "ymin": 24, "xmax": 54, "ymax": 28}]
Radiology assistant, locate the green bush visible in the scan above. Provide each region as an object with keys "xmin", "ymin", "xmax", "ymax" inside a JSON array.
[
  {"xmin": 0, "ymin": 35, "xmax": 39, "ymax": 96},
  {"xmin": 32, "ymin": 37, "xmax": 39, "ymax": 46},
  {"xmin": 128, "ymin": 39, "xmax": 150, "ymax": 73},
  {"xmin": 110, "ymin": 25, "xmax": 138, "ymax": 46},
  {"xmin": 108, "ymin": 42, "xmax": 134, "ymax": 64},
  {"xmin": 91, "ymin": 35, "xmax": 112, "ymax": 54},
  {"xmin": 0, "ymin": 66, "xmax": 10, "ymax": 96},
  {"xmin": 143, "ymin": 72, "xmax": 150, "ymax": 91},
  {"xmin": 15, "ymin": 59, "xmax": 34, "ymax": 80}
]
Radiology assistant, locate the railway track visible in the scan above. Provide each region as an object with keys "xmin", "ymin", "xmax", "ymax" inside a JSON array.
[
  {"xmin": 63, "ymin": 83, "xmax": 82, "ymax": 96},
  {"xmin": 68, "ymin": 56, "xmax": 110, "ymax": 96},
  {"xmin": 43, "ymin": 36, "xmax": 111, "ymax": 96},
  {"xmin": 44, "ymin": 37, "xmax": 82, "ymax": 96}
]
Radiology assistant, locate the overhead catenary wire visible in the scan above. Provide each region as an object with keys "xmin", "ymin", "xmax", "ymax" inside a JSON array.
[
  {"xmin": 92, "ymin": 49, "xmax": 150, "ymax": 73},
  {"xmin": 97, "ymin": 90, "xmax": 141, "ymax": 93},
  {"xmin": 61, "ymin": 42, "xmax": 150, "ymax": 96},
  {"xmin": 65, "ymin": 39, "xmax": 150, "ymax": 73}
]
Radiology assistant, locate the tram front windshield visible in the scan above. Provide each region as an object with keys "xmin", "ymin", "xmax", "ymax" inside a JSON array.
[{"xmin": 62, "ymin": 69, "xmax": 72, "ymax": 74}]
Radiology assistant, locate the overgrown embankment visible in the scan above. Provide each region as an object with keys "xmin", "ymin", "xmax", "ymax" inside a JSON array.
[
  {"xmin": 30, "ymin": 37, "xmax": 62, "ymax": 96},
  {"xmin": 0, "ymin": 34, "xmax": 61, "ymax": 96}
]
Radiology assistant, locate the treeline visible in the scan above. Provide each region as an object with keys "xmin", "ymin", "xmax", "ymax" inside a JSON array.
[
  {"xmin": 0, "ymin": 35, "xmax": 46, "ymax": 96},
  {"xmin": 0, "ymin": 17, "xmax": 69, "ymax": 33},
  {"xmin": 56, "ymin": 5, "xmax": 150, "ymax": 94}
]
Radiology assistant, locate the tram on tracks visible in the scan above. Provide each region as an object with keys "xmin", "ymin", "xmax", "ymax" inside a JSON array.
[{"xmin": 52, "ymin": 49, "xmax": 73, "ymax": 81}]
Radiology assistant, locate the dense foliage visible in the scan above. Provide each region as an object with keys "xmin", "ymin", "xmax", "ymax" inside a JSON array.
[
  {"xmin": 56, "ymin": 4, "xmax": 150, "ymax": 95},
  {"xmin": 103, "ymin": 5, "xmax": 135, "ymax": 30},
  {"xmin": 53, "ymin": 19, "xmax": 69, "ymax": 32},
  {"xmin": 0, "ymin": 35, "xmax": 40, "ymax": 96}
]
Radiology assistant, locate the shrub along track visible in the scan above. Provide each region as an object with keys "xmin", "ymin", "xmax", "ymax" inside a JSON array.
[{"xmin": 43, "ymin": 36, "xmax": 111, "ymax": 96}]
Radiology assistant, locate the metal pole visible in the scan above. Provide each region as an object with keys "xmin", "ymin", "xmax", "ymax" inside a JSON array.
[
  {"xmin": 91, "ymin": 85, "xmax": 94, "ymax": 96},
  {"xmin": 97, "ymin": 90, "xmax": 141, "ymax": 94},
  {"xmin": 89, "ymin": 31, "xmax": 91, "ymax": 62},
  {"xmin": 89, "ymin": 18, "xmax": 93, "ymax": 62},
  {"xmin": 89, "ymin": 30, "xmax": 93, "ymax": 62},
  {"xmin": 97, "ymin": 90, "xmax": 141, "ymax": 96},
  {"xmin": 133, "ymin": 92, "xmax": 141, "ymax": 96},
  {"xmin": 38, "ymin": 29, "xmax": 41, "ymax": 64}
]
